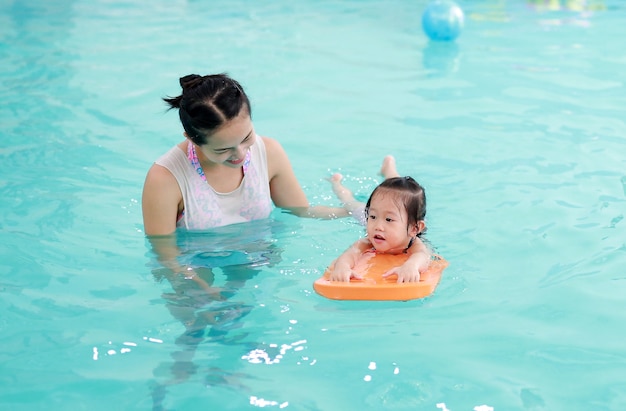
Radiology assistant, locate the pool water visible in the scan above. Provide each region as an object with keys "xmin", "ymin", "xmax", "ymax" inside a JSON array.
[{"xmin": 1, "ymin": 0, "xmax": 625, "ymax": 410}]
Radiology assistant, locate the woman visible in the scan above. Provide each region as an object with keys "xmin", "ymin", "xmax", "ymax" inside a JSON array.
[
  {"xmin": 142, "ymin": 73, "xmax": 349, "ymax": 236},
  {"xmin": 142, "ymin": 74, "xmax": 356, "ymax": 402}
]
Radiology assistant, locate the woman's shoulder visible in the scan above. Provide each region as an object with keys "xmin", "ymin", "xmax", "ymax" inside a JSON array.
[
  {"xmin": 147, "ymin": 142, "xmax": 187, "ymax": 182},
  {"xmin": 259, "ymin": 136, "xmax": 289, "ymax": 174},
  {"xmin": 259, "ymin": 135, "xmax": 288, "ymax": 159},
  {"xmin": 259, "ymin": 135, "xmax": 279, "ymax": 150},
  {"xmin": 153, "ymin": 142, "xmax": 187, "ymax": 167},
  {"xmin": 145, "ymin": 161, "xmax": 178, "ymax": 186}
]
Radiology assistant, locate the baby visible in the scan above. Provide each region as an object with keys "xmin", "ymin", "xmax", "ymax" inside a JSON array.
[{"xmin": 328, "ymin": 156, "xmax": 431, "ymax": 282}]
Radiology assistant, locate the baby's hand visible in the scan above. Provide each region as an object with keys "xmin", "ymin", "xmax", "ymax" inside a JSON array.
[
  {"xmin": 382, "ymin": 265, "xmax": 421, "ymax": 283},
  {"xmin": 329, "ymin": 262, "xmax": 362, "ymax": 282},
  {"xmin": 383, "ymin": 251, "xmax": 430, "ymax": 283}
]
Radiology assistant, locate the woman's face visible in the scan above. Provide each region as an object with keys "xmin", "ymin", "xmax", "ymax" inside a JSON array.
[
  {"xmin": 196, "ymin": 110, "xmax": 256, "ymax": 168},
  {"xmin": 365, "ymin": 192, "xmax": 417, "ymax": 253}
]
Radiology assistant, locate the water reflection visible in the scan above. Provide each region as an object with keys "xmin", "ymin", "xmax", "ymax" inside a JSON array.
[
  {"xmin": 145, "ymin": 219, "xmax": 285, "ymax": 410},
  {"xmin": 422, "ymin": 41, "xmax": 461, "ymax": 75}
]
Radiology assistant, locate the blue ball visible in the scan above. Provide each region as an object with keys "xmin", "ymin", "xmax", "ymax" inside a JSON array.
[{"xmin": 422, "ymin": 0, "xmax": 465, "ymax": 42}]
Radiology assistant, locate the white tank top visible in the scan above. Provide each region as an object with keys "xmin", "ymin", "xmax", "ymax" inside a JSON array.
[{"xmin": 155, "ymin": 136, "xmax": 272, "ymax": 230}]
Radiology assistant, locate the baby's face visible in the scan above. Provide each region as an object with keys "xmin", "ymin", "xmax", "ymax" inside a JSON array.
[{"xmin": 365, "ymin": 193, "xmax": 414, "ymax": 253}]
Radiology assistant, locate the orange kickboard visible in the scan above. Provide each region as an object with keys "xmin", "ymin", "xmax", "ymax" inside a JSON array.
[{"xmin": 313, "ymin": 253, "xmax": 448, "ymax": 301}]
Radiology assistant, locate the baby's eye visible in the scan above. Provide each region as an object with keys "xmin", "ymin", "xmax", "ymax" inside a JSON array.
[
  {"xmin": 368, "ymin": 215, "xmax": 376, "ymax": 220},
  {"xmin": 386, "ymin": 217, "xmax": 393, "ymax": 222}
]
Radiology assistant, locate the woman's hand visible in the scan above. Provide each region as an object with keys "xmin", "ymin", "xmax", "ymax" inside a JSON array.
[{"xmin": 182, "ymin": 268, "xmax": 223, "ymax": 299}]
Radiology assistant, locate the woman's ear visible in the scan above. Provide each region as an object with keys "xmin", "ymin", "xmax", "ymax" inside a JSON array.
[{"xmin": 183, "ymin": 132, "xmax": 197, "ymax": 144}]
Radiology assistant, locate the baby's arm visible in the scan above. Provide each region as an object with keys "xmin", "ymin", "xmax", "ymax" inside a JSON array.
[
  {"xmin": 330, "ymin": 238, "xmax": 371, "ymax": 282},
  {"xmin": 382, "ymin": 237, "xmax": 432, "ymax": 283}
]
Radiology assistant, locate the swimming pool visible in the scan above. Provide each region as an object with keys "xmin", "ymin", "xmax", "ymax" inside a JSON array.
[{"xmin": 1, "ymin": 0, "xmax": 625, "ymax": 409}]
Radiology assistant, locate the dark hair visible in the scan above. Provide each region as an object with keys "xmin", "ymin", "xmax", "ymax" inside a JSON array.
[
  {"xmin": 163, "ymin": 73, "xmax": 251, "ymax": 145},
  {"xmin": 364, "ymin": 176, "xmax": 427, "ymax": 236}
]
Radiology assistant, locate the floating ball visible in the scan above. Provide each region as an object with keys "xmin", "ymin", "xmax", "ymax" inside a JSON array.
[{"xmin": 422, "ymin": 0, "xmax": 465, "ymax": 42}]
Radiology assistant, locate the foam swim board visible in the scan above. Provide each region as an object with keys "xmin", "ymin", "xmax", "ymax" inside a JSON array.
[{"xmin": 313, "ymin": 253, "xmax": 448, "ymax": 301}]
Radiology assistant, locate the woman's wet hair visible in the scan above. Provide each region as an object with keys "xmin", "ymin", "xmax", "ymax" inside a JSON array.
[
  {"xmin": 163, "ymin": 73, "xmax": 251, "ymax": 145},
  {"xmin": 364, "ymin": 176, "xmax": 427, "ymax": 236}
]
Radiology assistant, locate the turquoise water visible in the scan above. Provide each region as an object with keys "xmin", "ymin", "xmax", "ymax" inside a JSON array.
[{"xmin": 1, "ymin": 0, "xmax": 625, "ymax": 410}]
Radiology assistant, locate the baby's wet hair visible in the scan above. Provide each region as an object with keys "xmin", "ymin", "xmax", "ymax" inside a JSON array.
[
  {"xmin": 365, "ymin": 176, "xmax": 427, "ymax": 236},
  {"xmin": 163, "ymin": 73, "xmax": 250, "ymax": 145}
]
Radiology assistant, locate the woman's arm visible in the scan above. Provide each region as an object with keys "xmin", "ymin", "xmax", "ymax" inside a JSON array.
[
  {"xmin": 147, "ymin": 234, "xmax": 222, "ymax": 296},
  {"xmin": 263, "ymin": 137, "xmax": 350, "ymax": 219},
  {"xmin": 142, "ymin": 167, "xmax": 221, "ymax": 292},
  {"xmin": 142, "ymin": 164, "xmax": 182, "ymax": 236}
]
